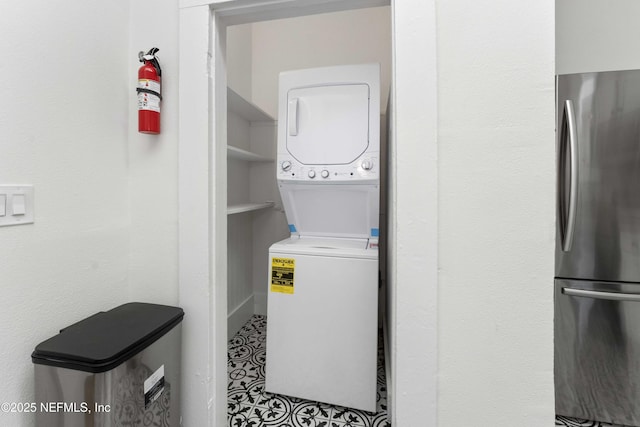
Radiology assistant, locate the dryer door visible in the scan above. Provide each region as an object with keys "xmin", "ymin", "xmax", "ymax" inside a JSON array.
[{"xmin": 286, "ymin": 84, "xmax": 370, "ymax": 165}]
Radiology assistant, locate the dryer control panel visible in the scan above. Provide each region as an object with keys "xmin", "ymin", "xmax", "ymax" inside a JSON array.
[{"xmin": 276, "ymin": 154, "xmax": 379, "ymax": 182}]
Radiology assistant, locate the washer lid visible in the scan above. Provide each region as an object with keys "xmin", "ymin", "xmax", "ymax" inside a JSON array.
[
  {"xmin": 286, "ymin": 84, "xmax": 370, "ymax": 165},
  {"xmin": 279, "ymin": 182, "xmax": 379, "ymax": 239}
]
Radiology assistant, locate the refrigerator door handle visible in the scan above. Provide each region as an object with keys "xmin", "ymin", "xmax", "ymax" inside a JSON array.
[
  {"xmin": 559, "ymin": 99, "xmax": 579, "ymax": 252},
  {"xmin": 563, "ymin": 287, "xmax": 640, "ymax": 302}
]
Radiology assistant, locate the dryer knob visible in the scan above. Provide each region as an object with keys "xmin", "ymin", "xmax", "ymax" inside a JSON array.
[
  {"xmin": 321, "ymin": 170, "xmax": 329, "ymax": 178},
  {"xmin": 281, "ymin": 161, "xmax": 292, "ymax": 171},
  {"xmin": 308, "ymin": 170, "xmax": 316, "ymax": 179},
  {"xmin": 361, "ymin": 160, "xmax": 373, "ymax": 170}
]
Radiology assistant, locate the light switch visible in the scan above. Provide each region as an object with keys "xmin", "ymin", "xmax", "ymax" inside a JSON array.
[
  {"xmin": 12, "ymin": 194, "xmax": 26, "ymax": 215},
  {"xmin": 0, "ymin": 185, "xmax": 33, "ymax": 227}
]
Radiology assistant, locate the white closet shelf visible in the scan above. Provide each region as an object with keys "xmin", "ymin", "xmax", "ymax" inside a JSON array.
[
  {"xmin": 227, "ymin": 202, "xmax": 275, "ymax": 215},
  {"xmin": 227, "ymin": 146, "xmax": 274, "ymax": 162},
  {"xmin": 228, "ymin": 87, "xmax": 275, "ymax": 123}
]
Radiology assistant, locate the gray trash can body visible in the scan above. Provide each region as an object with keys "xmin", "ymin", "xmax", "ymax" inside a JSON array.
[{"xmin": 32, "ymin": 303, "xmax": 183, "ymax": 427}]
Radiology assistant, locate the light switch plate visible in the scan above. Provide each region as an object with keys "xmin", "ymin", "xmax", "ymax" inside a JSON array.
[{"xmin": 0, "ymin": 185, "xmax": 34, "ymax": 227}]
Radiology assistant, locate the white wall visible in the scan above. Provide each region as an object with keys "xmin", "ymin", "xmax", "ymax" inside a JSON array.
[
  {"xmin": 250, "ymin": 6, "xmax": 391, "ymax": 117},
  {"xmin": 128, "ymin": 0, "xmax": 180, "ymax": 305},
  {"xmin": 227, "ymin": 25, "xmax": 253, "ymax": 100},
  {"xmin": 178, "ymin": 6, "xmax": 224, "ymax": 427},
  {"xmin": 390, "ymin": 1, "xmax": 438, "ymax": 425},
  {"xmin": 384, "ymin": 87, "xmax": 397, "ymax": 424},
  {"xmin": 436, "ymin": 1, "xmax": 555, "ymax": 426},
  {"xmin": 0, "ymin": 1, "xmax": 130, "ymax": 426},
  {"xmin": 556, "ymin": 0, "xmax": 640, "ymax": 74},
  {"xmin": 0, "ymin": 1, "xmax": 181, "ymax": 425}
]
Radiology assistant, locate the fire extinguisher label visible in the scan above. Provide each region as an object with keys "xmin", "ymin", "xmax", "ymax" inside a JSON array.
[
  {"xmin": 138, "ymin": 79, "xmax": 161, "ymax": 113},
  {"xmin": 138, "ymin": 79, "xmax": 160, "ymax": 94},
  {"xmin": 138, "ymin": 92, "xmax": 161, "ymax": 113}
]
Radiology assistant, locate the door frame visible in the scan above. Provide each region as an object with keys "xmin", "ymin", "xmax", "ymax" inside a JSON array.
[{"xmin": 178, "ymin": 1, "xmax": 438, "ymax": 426}]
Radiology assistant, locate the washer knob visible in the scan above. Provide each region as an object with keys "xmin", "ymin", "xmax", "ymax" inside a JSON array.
[
  {"xmin": 281, "ymin": 160, "xmax": 292, "ymax": 171},
  {"xmin": 321, "ymin": 170, "xmax": 330, "ymax": 178},
  {"xmin": 361, "ymin": 160, "xmax": 373, "ymax": 170},
  {"xmin": 308, "ymin": 170, "xmax": 316, "ymax": 179}
]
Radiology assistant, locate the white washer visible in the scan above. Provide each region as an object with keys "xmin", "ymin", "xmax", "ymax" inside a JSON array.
[
  {"xmin": 265, "ymin": 64, "xmax": 380, "ymax": 412},
  {"xmin": 266, "ymin": 236, "xmax": 378, "ymax": 411}
]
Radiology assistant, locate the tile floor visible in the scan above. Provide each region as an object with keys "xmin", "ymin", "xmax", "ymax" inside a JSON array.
[
  {"xmin": 555, "ymin": 416, "xmax": 629, "ymax": 427},
  {"xmin": 228, "ymin": 315, "xmax": 390, "ymax": 427},
  {"xmin": 228, "ymin": 316, "xmax": 623, "ymax": 427}
]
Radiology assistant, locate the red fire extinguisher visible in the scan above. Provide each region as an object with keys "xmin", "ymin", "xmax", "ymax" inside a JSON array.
[{"xmin": 137, "ymin": 48, "xmax": 162, "ymax": 134}]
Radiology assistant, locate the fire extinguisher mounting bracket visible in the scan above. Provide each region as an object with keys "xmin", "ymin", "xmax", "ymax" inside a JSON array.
[{"xmin": 136, "ymin": 87, "xmax": 162, "ymax": 100}]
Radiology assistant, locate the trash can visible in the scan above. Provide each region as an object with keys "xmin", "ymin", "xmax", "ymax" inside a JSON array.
[{"xmin": 32, "ymin": 302, "xmax": 184, "ymax": 427}]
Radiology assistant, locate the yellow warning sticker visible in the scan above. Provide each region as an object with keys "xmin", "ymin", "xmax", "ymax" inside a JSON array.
[{"xmin": 271, "ymin": 257, "xmax": 295, "ymax": 294}]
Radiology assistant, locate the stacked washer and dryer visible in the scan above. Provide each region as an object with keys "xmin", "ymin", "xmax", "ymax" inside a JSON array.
[{"xmin": 265, "ymin": 64, "xmax": 381, "ymax": 412}]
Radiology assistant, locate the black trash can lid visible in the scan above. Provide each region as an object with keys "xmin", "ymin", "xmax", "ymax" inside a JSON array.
[{"xmin": 32, "ymin": 302, "xmax": 184, "ymax": 373}]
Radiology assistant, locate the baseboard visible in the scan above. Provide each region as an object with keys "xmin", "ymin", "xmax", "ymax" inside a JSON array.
[
  {"xmin": 254, "ymin": 292, "xmax": 267, "ymax": 316},
  {"xmin": 228, "ymin": 294, "xmax": 255, "ymax": 338}
]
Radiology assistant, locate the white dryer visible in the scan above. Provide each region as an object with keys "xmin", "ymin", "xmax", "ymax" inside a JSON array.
[{"xmin": 265, "ymin": 64, "xmax": 380, "ymax": 412}]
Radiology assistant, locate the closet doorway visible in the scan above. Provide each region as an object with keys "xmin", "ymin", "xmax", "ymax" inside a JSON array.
[{"xmin": 177, "ymin": 1, "xmax": 437, "ymax": 426}]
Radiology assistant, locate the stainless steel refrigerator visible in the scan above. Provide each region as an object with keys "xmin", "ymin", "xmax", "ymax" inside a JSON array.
[{"xmin": 555, "ymin": 69, "xmax": 640, "ymax": 425}]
